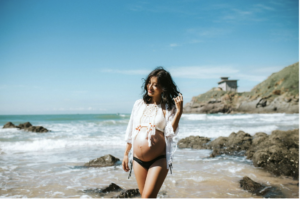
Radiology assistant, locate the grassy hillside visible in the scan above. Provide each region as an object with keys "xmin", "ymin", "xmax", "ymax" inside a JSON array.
[
  {"xmin": 191, "ymin": 62, "xmax": 299, "ymax": 104},
  {"xmin": 248, "ymin": 62, "xmax": 299, "ymax": 98}
]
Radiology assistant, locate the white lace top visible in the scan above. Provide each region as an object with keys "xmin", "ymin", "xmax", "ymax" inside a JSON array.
[{"xmin": 125, "ymin": 99, "xmax": 179, "ymax": 171}]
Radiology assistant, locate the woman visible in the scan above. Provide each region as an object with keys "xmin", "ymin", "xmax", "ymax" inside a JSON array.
[{"xmin": 122, "ymin": 67, "xmax": 183, "ymax": 198}]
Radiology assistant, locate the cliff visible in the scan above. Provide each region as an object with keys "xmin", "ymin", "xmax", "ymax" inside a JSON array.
[{"xmin": 183, "ymin": 62, "xmax": 299, "ymax": 114}]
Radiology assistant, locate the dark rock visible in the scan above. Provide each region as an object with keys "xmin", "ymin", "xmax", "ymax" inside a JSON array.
[
  {"xmin": 239, "ymin": 176, "xmax": 285, "ymax": 198},
  {"xmin": 17, "ymin": 122, "xmax": 32, "ymax": 129},
  {"xmin": 177, "ymin": 136, "xmax": 211, "ymax": 149},
  {"xmin": 251, "ymin": 129, "xmax": 299, "ymax": 179},
  {"xmin": 3, "ymin": 122, "xmax": 16, "ymax": 128},
  {"xmin": 246, "ymin": 132, "xmax": 269, "ymax": 159},
  {"xmin": 184, "ymin": 128, "xmax": 299, "ymax": 179},
  {"xmin": 84, "ymin": 154, "xmax": 120, "ymax": 167},
  {"xmin": 84, "ymin": 183, "xmax": 140, "ymax": 198},
  {"xmin": 25, "ymin": 126, "xmax": 49, "ymax": 133},
  {"xmin": 84, "ymin": 183, "xmax": 122, "ymax": 195},
  {"xmin": 207, "ymin": 130, "xmax": 252, "ymax": 157},
  {"xmin": 114, "ymin": 189, "xmax": 140, "ymax": 198},
  {"xmin": 2, "ymin": 121, "xmax": 49, "ymax": 133}
]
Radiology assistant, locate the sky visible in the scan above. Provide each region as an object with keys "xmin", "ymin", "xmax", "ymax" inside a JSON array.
[{"xmin": 0, "ymin": 0, "xmax": 299, "ymax": 115}]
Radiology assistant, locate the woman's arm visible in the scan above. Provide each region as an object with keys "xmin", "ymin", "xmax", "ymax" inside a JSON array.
[
  {"xmin": 171, "ymin": 108, "xmax": 182, "ymax": 133},
  {"xmin": 165, "ymin": 93, "xmax": 183, "ymax": 138},
  {"xmin": 122, "ymin": 143, "xmax": 132, "ymax": 172}
]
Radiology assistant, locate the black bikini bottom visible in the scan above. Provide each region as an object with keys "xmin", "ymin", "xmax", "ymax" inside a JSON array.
[{"xmin": 133, "ymin": 155, "xmax": 166, "ymax": 170}]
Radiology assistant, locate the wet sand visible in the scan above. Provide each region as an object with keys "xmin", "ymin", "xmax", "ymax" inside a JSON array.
[{"xmin": 0, "ymin": 148, "xmax": 298, "ymax": 198}]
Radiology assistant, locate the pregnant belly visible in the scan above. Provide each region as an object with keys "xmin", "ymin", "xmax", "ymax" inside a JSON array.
[{"xmin": 133, "ymin": 127, "xmax": 166, "ymax": 162}]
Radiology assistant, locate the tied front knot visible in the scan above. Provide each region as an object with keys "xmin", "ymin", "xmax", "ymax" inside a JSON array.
[{"xmin": 147, "ymin": 123, "xmax": 156, "ymax": 147}]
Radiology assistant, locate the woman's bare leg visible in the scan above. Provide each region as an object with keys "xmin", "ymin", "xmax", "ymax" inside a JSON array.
[
  {"xmin": 141, "ymin": 158, "xmax": 169, "ymax": 198},
  {"xmin": 132, "ymin": 160, "xmax": 148, "ymax": 196}
]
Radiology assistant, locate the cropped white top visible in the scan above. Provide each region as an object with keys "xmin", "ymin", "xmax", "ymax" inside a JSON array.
[
  {"xmin": 125, "ymin": 99, "xmax": 179, "ymax": 172},
  {"xmin": 137, "ymin": 103, "xmax": 166, "ymax": 147}
]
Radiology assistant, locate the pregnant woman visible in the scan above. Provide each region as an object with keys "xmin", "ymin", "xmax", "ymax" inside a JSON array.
[{"xmin": 122, "ymin": 67, "xmax": 183, "ymax": 198}]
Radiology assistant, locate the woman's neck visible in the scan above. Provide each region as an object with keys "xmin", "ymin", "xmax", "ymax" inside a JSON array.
[{"xmin": 150, "ymin": 96, "xmax": 161, "ymax": 105}]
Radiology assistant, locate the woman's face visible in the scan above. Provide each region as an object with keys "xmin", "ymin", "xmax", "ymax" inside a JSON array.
[{"xmin": 147, "ymin": 76, "xmax": 163, "ymax": 98}]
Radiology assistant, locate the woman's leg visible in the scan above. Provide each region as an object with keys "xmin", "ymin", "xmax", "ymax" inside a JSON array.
[
  {"xmin": 141, "ymin": 158, "xmax": 169, "ymax": 198},
  {"xmin": 132, "ymin": 160, "xmax": 148, "ymax": 196}
]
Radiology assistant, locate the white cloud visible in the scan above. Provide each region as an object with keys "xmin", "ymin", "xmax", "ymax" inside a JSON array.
[
  {"xmin": 101, "ymin": 69, "xmax": 150, "ymax": 75},
  {"xmin": 101, "ymin": 65, "xmax": 276, "ymax": 82},
  {"xmin": 170, "ymin": 43, "xmax": 179, "ymax": 47}
]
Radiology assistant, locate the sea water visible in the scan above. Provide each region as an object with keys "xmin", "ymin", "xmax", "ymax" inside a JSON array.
[{"xmin": 0, "ymin": 113, "xmax": 298, "ymax": 198}]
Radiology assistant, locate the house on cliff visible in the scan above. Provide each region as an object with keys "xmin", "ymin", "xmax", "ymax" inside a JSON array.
[{"xmin": 218, "ymin": 77, "xmax": 238, "ymax": 92}]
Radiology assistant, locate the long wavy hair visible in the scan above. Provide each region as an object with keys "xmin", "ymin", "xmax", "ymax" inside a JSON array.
[{"xmin": 141, "ymin": 67, "xmax": 181, "ymax": 111}]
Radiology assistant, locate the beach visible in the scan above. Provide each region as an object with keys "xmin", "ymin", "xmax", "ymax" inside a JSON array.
[{"xmin": 0, "ymin": 113, "xmax": 298, "ymax": 198}]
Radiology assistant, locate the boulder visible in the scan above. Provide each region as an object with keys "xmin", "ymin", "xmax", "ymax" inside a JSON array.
[
  {"xmin": 17, "ymin": 122, "xmax": 32, "ymax": 129},
  {"xmin": 114, "ymin": 189, "xmax": 140, "ymax": 198},
  {"xmin": 2, "ymin": 121, "xmax": 49, "ymax": 133},
  {"xmin": 239, "ymin": 176, "xmax": 285, "ymax": 198},
  {"xmin": 83, "ymin": 183, "xmax": 140, "ymax": 198},
  {"xmin": 84, "ymin": 154, "xmax": 120, "ymax": 167},
  {"xmin": 3, "ymin": 122, "xmax": 16, "ymax": 128},
  {"xmin": 25, "ymin": 126, "xmax": 49, "ymax": 133},
  {"xmin": 207, "ymin": 130, "xmax": 252, "ymax": 157},
  {"xmin": 251, "ymin": 129, "xmax": 299, "ymax": 179},
  {"xmin": 84, "ymin": 183, "xmax": 122, "ymax": 195},
  {"xmin": 177, "ymin": 136, "xmax": 211, "ymax": 149}
]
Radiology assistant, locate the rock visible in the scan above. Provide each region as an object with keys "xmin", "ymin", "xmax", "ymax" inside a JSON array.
[
  {"xmin": 246, "ymin": 132, "xmax": 269, "ymax": 159},
  {"xmin": 83, "ymin": 183, "xmax": 140, "ymax": 198},
  {"xmin": 2, "ymin": 121, "xmax": 49, "ymax": 133},
  {"xmin": 84, "ymin": 183, "xmax": 122, "ymax": 195},
  {"xmin": 114, "ymin": 189, "xmax": 140, "ymax": 198},
  {"xmin": 251, "ymin": 129, "xmax": 299, "ymax": 179},
  {"xmin": 25, "ymin": 126, "xmax": 49, "ymax": 133},
  {"xmin": 177, "ymin": 136, "xmax": 211, "ymax": 149},
  {"xmin": 17, "ymin": 122, "xmax": 32, "ymax": 129},
  {"xmin": 186, "ymin": 128, "xmax": 299, "ymax": 179},
  {"xmin": 84, "ymin": 154, "xmax": 120, "ymax": 167},
  {"xmin": 239, "ymin": 176, "xmax": 285, "ymax": 198},
  {"xmin": 3, "ymin": 122, "xmax": 16, "ymax": 128},
  {"xmin": 207, "ymin": 130, "xmax": 252, "ymax": 157}
]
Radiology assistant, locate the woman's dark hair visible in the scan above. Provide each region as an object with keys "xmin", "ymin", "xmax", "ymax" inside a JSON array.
[{"xmin": 141, "ymin": 66, "xmax": 181, "ymax": 111}]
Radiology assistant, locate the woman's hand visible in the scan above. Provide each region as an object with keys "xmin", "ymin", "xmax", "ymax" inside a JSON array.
[
  {"xmin": 122, "ymin": 155, "xmax": 130, "ymax": 172},
  {"xmin": 173, "ymin": 93, "xmax": 183, "ymax": 114}
]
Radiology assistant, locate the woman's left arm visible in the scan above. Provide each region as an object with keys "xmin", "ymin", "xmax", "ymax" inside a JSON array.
[{"xmin": 165, "ymin": 93, "xmax": 183, "ymax": 138}]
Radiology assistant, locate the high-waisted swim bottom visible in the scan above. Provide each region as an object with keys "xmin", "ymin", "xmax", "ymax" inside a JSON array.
[{"xmin": 133, "ymin": 155, "xmax": 166, "ymax": 170}]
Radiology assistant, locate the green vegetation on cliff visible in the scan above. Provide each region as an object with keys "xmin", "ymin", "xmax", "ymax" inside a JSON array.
[
  {"xmin": 249, "ymin": 62, "xmax": 299, "ymax": 98},
  {"xmin": 191, "ymin": 62, "xmax": 299, "ymax": 104}
]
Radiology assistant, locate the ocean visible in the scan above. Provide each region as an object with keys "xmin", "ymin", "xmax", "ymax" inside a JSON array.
[{"xmin": 0, "ymin": 113, "xmax": 298, "ymax": 198}]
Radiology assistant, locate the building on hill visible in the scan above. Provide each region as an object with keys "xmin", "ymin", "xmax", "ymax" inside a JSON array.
[{"xmin": 218, "ymin": 77, "xmax": 238, "ymax": 92}]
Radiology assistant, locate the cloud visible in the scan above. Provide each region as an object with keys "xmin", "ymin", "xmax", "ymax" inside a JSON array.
[
  {"xmin": 212, "ymin": 3, "xmax": 275, "ymax": 23},
  {"xmin": 101, "ymin": 65, "xmax": 277, "ymax": 82},
  {"xmin": 101, "ymin": 69, "xmax": 151, "ymax": 75},
  {"xmin": 170, "ymin": 43, "xmax": 179, "ymax": 47}
]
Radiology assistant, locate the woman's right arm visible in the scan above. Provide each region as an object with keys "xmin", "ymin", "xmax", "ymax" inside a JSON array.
[
  {"xmin": 122, "ymin": 143, "xmax": 132, "ymax": 172},
  {"xmin": 122, "ymin": 99, "xmax": 140, "ymax": 172}
]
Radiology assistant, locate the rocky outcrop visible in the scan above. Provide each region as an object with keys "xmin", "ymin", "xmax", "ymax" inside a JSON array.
[
  {"xmin": 177, "ymin": 136, "xmax": 211, "ymax": 149},
  {"xmin": 115, "ymin": 189, "xmax": 140, "ymax": 198},
  {"xmin": 206, "ymin": 130, "xmax": 252, "ymax": 157},
  {"xmin": 84, "ymin": 183, "xmax": 123, "ymax": 195},
  {"xmin": 2, "ymin": 122, "xmax": 49, "ymax": 133},
  {"xmin": 183, "ymin": 62, "xmax": 299, "ymax": 114},
  {"xmin": 239, "ymin": 176, "xmax": 285, "ymax": 198},
  {"xmin": 84, "ymin": 154, "xmax": 120, "ymax": 167},
  {"xmin": 250, "ymin": 129, "xmax": 299, "ymax": 179},
  {"xmin": 178, "ymin": 128, "xmax": 299, "ymax": 179},
  {"xmin": 3, "ymin": 122, "xmax": 16, "ymax": 128},
  {"xmin": 83, "ymin": 183, "xmax": 140, "ymax": 198}
]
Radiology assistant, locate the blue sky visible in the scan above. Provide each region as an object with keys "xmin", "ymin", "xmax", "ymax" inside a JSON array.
[{"xmin": 0, "ymin": 0, "xmax": 299, "ymax": 115}]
